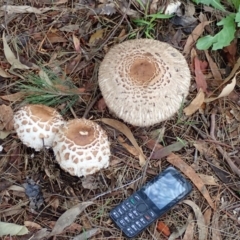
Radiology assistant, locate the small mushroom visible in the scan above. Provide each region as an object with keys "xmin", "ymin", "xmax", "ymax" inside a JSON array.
[
  {"xmin": 98, "ymin": 39, "xmax": 191, "ymax": 127},
  {"xmin": 52, "ymin": 118, "xmax": 111, "ymax": 177},
  {"xmin": 13, "ymin": 104, "xmax": 65, "ymax": 151}
]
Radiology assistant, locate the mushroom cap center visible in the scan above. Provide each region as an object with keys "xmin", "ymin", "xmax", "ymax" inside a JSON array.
[
  {"xmin": 65, "ymin": 124, "xmax": 96, "ymax": 146},
  {"xmin": 30, "ymin": 105, "xmax": 55, "ymax": 121}
]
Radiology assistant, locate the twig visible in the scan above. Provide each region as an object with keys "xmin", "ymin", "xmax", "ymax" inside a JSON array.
[
  {"xmin": 83, "ymin": 93, "xmax": 101, "ymax": 119},
  {"xmin": 95, "ymin": 1, "xmax": 131, "ymax": 52},
  {"xmin": 90, "ymin": 176, "xmax": 142, "ymax": 201},
  {"xmin": 210, "ymin": 111, "xmax": 240, "ymax": 178}
]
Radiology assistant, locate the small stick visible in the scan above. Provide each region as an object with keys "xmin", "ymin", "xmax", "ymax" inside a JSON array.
[
  {"xmin": 83, "ymin": 93, "xmax": 101, "ymax": 119},
  {"xmin": 210, "ymin": 111, "xmax": 240, "ymax": 178}
]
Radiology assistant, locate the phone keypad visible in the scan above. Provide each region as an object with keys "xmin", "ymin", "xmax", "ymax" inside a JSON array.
[{"xmin": 110, "ymin": 193, "xmax": 157, "ymax": 237}]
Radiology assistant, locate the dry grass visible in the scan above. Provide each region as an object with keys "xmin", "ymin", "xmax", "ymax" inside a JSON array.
[{"xmin": 1, "ymin": 0, "xmax": 240, "ymax": 240}]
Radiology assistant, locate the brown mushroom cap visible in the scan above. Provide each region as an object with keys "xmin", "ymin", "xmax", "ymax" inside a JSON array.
[
  {"xmin": 13, "ymin": 104, "xmax": 65, "ymax": 151},
  {"xmin": 52, "ymin": 118, "xmax": 111, "ymax": 177},
  {"xmin": 98, "ymin": 39, "xmax": 191, "ymax": 127}
]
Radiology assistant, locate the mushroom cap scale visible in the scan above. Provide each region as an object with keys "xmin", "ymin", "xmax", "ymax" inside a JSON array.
[
  {"xmin": 52, "ymin": 119, "xmax": 110, "ymax": 177},
  {"xmin": 98, "ymin": 39, "xmax": 191, "ymax": 127},
  {"xmin": 13, "ymin": 104, "xmax": 65, "ymax": 151}
]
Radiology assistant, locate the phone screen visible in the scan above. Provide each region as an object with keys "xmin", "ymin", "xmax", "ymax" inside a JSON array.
[{"xmin": 143, "ymin": 172, "xmax": 186, "ymax": 209}]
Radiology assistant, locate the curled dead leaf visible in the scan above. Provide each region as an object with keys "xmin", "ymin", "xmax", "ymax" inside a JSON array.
[
  {"xmin": 3, "ymin": 32, "xmax": 30, "ymax": 70},
  {"xmin": 184, "ymin": 88, "xmax": 205, "ymax": 116},
  {"xmin": 0, "ymin": 92, "xmax": 26, "ymax": 102},
  {"xmin": 49, "ymin": 201, "xmax": 94, "ymax": 236},
  {"xmin": 205, "ymin": 71, "xmax": 239, "ymax": 103},
  {"xmin": 183, "ymin": 200, "xmax": 207, "ymax": 240},
  {"xmin": 101, "ymin": 118, "xmax": 146, "ymax": 166},
  {"xmin": 24, "ymin": 221, "xmax": 42, "ymax": 230},
  {"xmin": 73, "ymin": 34, "xmax": 81, "ymax": 53},
  {"xmin": 118, "ymin": 136, "xmax": 139, "ymax": 157},
  {"xmin": 0, "ymin": 5, "xmax": 57, "ymax": 14},
  {"xmin": 0, "ymin": 66, "xmax": 11, "ymax": 78},
  {"xmin": 167, "ymin": 153, "xmax": 215, "ymax": 209},
  {"xmin": 0, "ymin": 104, "xmax": 14, "ymax": 131}
]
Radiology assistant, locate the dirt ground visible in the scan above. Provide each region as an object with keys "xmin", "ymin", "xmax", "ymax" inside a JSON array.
[{"xmin": 0, "ymin": 0, "xmax": 240, "ymax": 239}]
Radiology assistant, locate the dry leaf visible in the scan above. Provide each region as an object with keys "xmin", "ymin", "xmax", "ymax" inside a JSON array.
[
  {"xmin": 167, "ymin": 153, "xmax": 215, "ymax": 209},
  {"xmin": 183, "ymin": 88, "xmax": 205, "ymax": 116},
  {"xmin": 101, "ymin": 118, "xmax": 146, "ymax": 166},
  {"xmin": 150, "ymin": 141, "xmax": 186, "ymax": 159},
  {"xmin": 0, "ymin": 131, "xmax": 11, "ymax": 139},
  {"xmin": 223, "ymin": 39, "xmax": 237, "ymax": 67},
  {"xmin": 72, "ymin": 228, "xmax": 100, "ymax": 240},
  {"xmin": 204, "ymin": 50, "xmax": 222, "ymax": 80},
  {"xmin": 168, "ymin": 223, "xmax": 188, "ymax": 240},
  {"xmin": 0, "ymin": 104, "xmax": 14, "ymax": 131},
  {"xmin": 60, "ymin": 25, "xmax": 79, "ymax": 32},
  {"xmin": 208, "ymin": 57, "xmax": 240, "ymax": 97},
  {"xmin": 81, "ymin": 176, "xmax": 98, "ymax": 190},
  {"xmin": 0, "ymin": 5, "xmax": 56, "ymax": 14},
  {"xmin": 46, "ymin": 32, "xmax": 67, "ymax": 43},
  {"xmin": 97, "ymin": 3, "xmax": 116, "ymax": 15},
  {"xmin": 118, "ymin": 136, "xmax": 139, "ymax": 157},
  {"xmin": 73, "ymin": 34, "xmax": 81, "ymax": 53},
  {"xmin": 198, "ymin": 174, "xmax": 219, "ymax": 186},
  {"xmin": 65, "ymin": 222, "xmax": 82, "ymax": 232},
  {"xmin": 96, "ymin": 98, "xmax": 107, "ymax": 112},
  {"xmin": 156, "ymin": 221, "xmax": 170, "ymax": 236},
  {"xmin": 183, "ymin": 20, "xmax": 211, "ymax": 55},
  {"xmin": 0, "ymin": 92, "xmax": 26, "ymax": 102},
  {"xmin": 205, "ymin": 71, "xmax": 239, "ymax": 103},
  {"xmin": 0, "ymin": 66, "xmax": 11, "ymax": 78},
  {"xmin": 49, "ymin": 201, "xmax": 94, "ymax": 236},
  {"xmin": 183, "ymin": 214, "xmax": 194, "ymax": 240},
  {"xmin": 194, "ymin": 56, "xmax": 208, "ymax": 93},
  {"xmin": 49, "ymin": 197, "xmax": 60, "ymax": 211},
  {"xmin": 31, "ymin": 228, "xmax": 50, "ymax": 240},
  {"xmin": 89, "ymin": 29, "xmax": 104, "ymax": 45},
  {"xmin": 24, "ymin": 221, "xmax": 42, "ymax": 230},
  {"xmin": 212, "ymin": 212, "xmax": 222, "ymax": 240},
  {"xmin": 203, "ymin": 208, "xmax": 212, "ymax": 240},
  {"xmin": 0, "ymin": 222, "xmax": 29, "ymax": 237},
  {"xmin": 3, "ymin": 32, "xmax": 29, "ymax": 70},
  {"xmin": 39, "ymin": 69, "xmax": 53, "ymax": 86},
  {"xmin": 183, "ymin": 200, "xmax": 207, "ymax": 240}
]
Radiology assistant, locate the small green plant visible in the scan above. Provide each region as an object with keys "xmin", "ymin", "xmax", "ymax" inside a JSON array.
[
  {"xmin": 131, "ymin": 0, "xmax": 172, "ymax": 38},
  {"xmin": 192, "ymin": 0, "xmax": 240, "ymax": 50},
  {"xmin": 18, "ymin": 69, "xmax": 81, "ymax": 113}
]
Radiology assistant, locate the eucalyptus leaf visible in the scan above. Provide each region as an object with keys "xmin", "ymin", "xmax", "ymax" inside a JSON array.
[{"xmin": 0, "ymin": 222, "xmax": 28, "ymax": 237}]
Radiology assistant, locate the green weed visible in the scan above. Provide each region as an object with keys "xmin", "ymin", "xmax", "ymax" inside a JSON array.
[
  {"xmin": 18, "ymin": 68, "xmax": 81, "ymax": 113},
  {"xmin": 131, "ymin": 0, "xmax": 172, "ymax": 38},
  {"xmin": 192, "ymin": 0, "xmax": 240, "ymax": 50}
]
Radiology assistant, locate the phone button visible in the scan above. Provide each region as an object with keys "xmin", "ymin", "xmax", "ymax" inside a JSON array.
[
  {"xmin": 126, "ymin": 227, "xmax": 135, "ymax": 237},
  {"xmin": 148, "ymin": 210, "xmax": 157, "ymax": 218},
  {"xmin": 144, "ymin": 213, "xmax": 152, "ymax": 221},
  {"xmin": 119, "ymin": 219, "xmax": 127, "ymax": 227},
  {"xmin": 111, "ymin": 210, "xmax": 120, "ymax": 220},
  {"xmin": 116, "ymin": 207, "xmax": 124, "ymax": 215},
  {"xmin": 125, "ymin": 201, "xmax": 132, "ymax": 209},
  {"xmin": 128, "ymin": 212, "xmax": 135, "ymax": 220},
  {"xmin": 131, "ymin": 224, "xmax": 139, "ymax": 232},
  {"xmin": 120, "ymin": 204, "xmax": 128, "ymax": 212},
  {"xmin": 136, "ymin": 220, "xmax": 143, "ymax": 228},
  {"xmin": 136, "ymin": 203, "xmax": 148, "ymax": 213},
  {"xmin": 140, "ymin": 217, "xmax": 148, "ymax": 225},
  {"xmin": 133, "ymin": 194, "xmax": 141, "ymax": 202},
  {"xmin": 133, "ymin": 210, "xmax": 139, "ymax": 217},
  {"xmin": 124, "ymin": 216, "xmax": 131, "ymax": 223}
]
